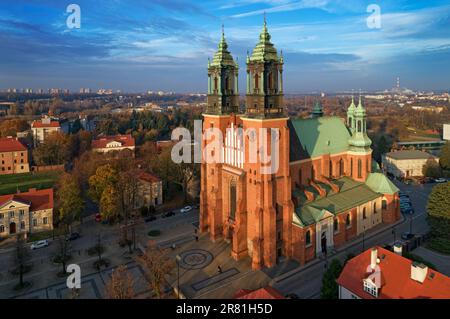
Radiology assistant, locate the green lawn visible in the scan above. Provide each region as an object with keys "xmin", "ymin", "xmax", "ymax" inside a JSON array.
[{"xmin": 0, "ymin": 171, "xmax": 62, "ymax": 195}]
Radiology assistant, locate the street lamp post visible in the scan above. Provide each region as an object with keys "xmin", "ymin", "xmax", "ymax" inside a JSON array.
[
  {"xmin": 176, "ymin": 255, "xmax": 181, "ymax": 299},
  {"xmin": 410, "ymin": 214, "xmax": 413, "ymax": 234},
  {"xmin": 362, "ymin": 226, "xmax": 366, "ymax": 252}
]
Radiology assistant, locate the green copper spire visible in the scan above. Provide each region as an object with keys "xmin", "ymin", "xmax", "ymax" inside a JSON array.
[
  {"xmin": 354, "ymin": 94, "xmax": 366, "ymax": 117},
  {"xmin": 348, "ymin": 95, "xmax": 371, "ymax": 151},
  {"xmin": 311, "ymin": 99, "xmax": 324, "ymax": 118},
  {"xmin": 210, "ymin": 25, "xmax": 236, "ymax": 67},
  {"xmin": 249, "ymin": 15, "xmax": 279, "ymax": 62}
]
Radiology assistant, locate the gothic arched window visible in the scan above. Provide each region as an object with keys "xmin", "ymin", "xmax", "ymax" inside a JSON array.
[
  {"xmin": 358, "ymin": 120, "xmax": 362, "ymax": 133},
  {"xmin": 346, "ymin": 214, "xmax": 351, "ymax": 227},
  {"xmin": 268, "ymin": 72, "xmax": 273, "ymax": 90},
  {"xmin": 254, "ymin": 73, "xmax": 259, "ymax": 90},
  {"xmin": 230, "ymin": 181, "xmax": 237, "ymax": 220},
  {"xmin": 339, "ymin": 159, "xmax": 344, "ymax": 176},
  {"xmin": 358, "ymin": 159, "xmax": 362, "ymax": 178},
  {"xmin": 305, "ymin": 230, "xmax": 311, "ymax": 245},
  {"xmin": 382, "ymin": 199, "xmax": 387, "ymax": 210},
  {"xmin": 363, "ymin": 207, "xmax": 367, "ymax": 219},
  {"xmin": 373, "ymin": 202, "xmax": 377, "ymax": 214},
  {"xmin": 214, "ymin": 77, "xmax": 218, "ymax": 91},
  {"xmin": 334, "ymin": 218, "xmax": 339, "ymax": 233}
]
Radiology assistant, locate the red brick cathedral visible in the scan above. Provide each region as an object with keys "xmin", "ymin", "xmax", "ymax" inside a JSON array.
[{"xmin": 200, "ymin": 21, "xmax": 400, "ymax": 270}]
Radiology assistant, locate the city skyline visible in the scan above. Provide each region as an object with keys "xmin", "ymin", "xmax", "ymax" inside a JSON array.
[{"xmin": 1, "ymin": 0, "xmax": 450, "ymax": 93}]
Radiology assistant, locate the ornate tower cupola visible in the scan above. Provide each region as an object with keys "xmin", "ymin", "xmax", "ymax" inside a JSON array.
[
  {"xmin": 245, "ymin": 16, "xmax": 284, "ymax": 118},
  {"xmin": 206, "ymin": 26, "xmax": 239, "ymax": 115},
  {"xmin": 348, "ymin": 95, "xmax": 372, "ymax": 151},
  {"xmin": 347, "ymin": 95, "xmax": 356, "ymax": 133},
  {"xmin": 311, "ymin": 100, "xmax": 324, "ymax": 118}
]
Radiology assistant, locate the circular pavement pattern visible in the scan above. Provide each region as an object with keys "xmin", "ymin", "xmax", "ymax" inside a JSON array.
[{"xmin": 178, "ymin": 249, "xmax": 213, "ymax": 270}]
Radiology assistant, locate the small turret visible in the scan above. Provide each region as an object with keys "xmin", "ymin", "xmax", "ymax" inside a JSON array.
[{"xmin": 311, "ymin": 99, "xmax": 324, "ymax": 118}]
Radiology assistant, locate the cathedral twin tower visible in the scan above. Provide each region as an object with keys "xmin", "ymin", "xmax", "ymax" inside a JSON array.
[
  {"xmin": 206, "ymin": 19, "xmax": 284, "ymax": 118},
  {"xmin": 201, "ymin": 18, "xmax": 293, "ymax": 270}
]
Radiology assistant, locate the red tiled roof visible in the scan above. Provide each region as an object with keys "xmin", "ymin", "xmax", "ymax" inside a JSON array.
[
  {"xmin": 92, "ymin": 134, "xmax": 135, "ymax": 149},
  {"xmin": 0, "ymin": 188, "xmax": 53, "ymax": 211},
  {"xmin": 336, "ymin": 246, "xmax": 450, "ymax": 299},
  {"xmin": 138, "ymin": 171, "xmax": 161, "ymax": 183},
  {"xmin": 234, "ymin": 287, "xmax": 285, "ymax": 299},
  {"xmin": 0, "ymin": 137, "xmax": 27, "ymax": 152},
  {"xmin": 31, "ymin": 120, "xmax": 60, "ymax": 128}
]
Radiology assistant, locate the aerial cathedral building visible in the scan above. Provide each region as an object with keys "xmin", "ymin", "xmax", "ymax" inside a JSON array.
[{"xmin": 200, "ymin": 20, "xmax": 400, "ymax": 270}]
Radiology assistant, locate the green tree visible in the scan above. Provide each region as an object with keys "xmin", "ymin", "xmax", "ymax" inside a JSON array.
[
  {"xmin": 427, "ymin": 182, "xmax": 450, "ymax": 254},
  {"xmin": 56, "ymin": 173, "xmax": 85, "ymax": 228},
  {"xmin": 88, "ymin": 164, "xmax": 118, "ymax": 203},
  {"xmin": 440, "ymin": 141, "xmax": 450, "ymax": 170},
  {"xmin": 71, "ymin": 119, "xmax": 83, "ymax": 134},
  {"xmin": 100, "ymin": 185, "xmax": 120, "ymax": 222},
  {"xmin": 321, "ymin": 259, "xmax": 343, "ymax": 299},
  {"xmin": 32, "ymin": 131, "xmax": 70, "ymax": 165},
  {"xmin": 422, "ymin": 158, "xmax": 442, "ymax": 178}
]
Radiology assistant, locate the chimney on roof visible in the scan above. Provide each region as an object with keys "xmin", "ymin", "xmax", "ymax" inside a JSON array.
[
  {"xmin": 393, "ymin": 243, "xmax": 403, "ymax": 255},
  {"xmin": 370, "ymin": 248, "xmax": 378, "ymax": 270},
  {"xmin": 411, "ymin": 262, "xmax": 428, "ymax": 283}
]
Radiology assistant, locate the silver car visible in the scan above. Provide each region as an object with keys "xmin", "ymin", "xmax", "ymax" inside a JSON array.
[{"xmin": 30, "ymin": 240, "xmax": 49, "ymax": 250}]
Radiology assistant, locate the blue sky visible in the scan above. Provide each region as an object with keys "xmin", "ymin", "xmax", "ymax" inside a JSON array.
[{"xmin": 1, "ymin": 0, "xmax": 450, "ymax": 93}]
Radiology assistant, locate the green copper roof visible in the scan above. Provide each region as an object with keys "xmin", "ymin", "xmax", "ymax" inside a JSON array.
[
  {"xmin": 311, "ymin": 100, "xmax": 324, "ymax": 118},
  {"xmin": 249, "ymin": 19, "xmax": 280, "ymax": 63},
  {"xmin": 293, "ymin": 177, "xmax": 382, "ymax": 227},
  {"xmin": 354, "ymin": 96, "xmax": 366, "ymax": 117},
  {"xmin": 210, "ymin": 28, "xmax": 237, "ymax": 68},
  {"xmin": 365, "ymin": 173, "xmax": 399, "ymax": 195},
  {"xmin": 289, "ymin": 116, "xmax": 351, "ymax": 161},
  {"xmin": 371, "ymin": 160, "xmax": 382, "ymax": 173},
  {"xmin": 347, "ymin": 96, "xmax": 356, "ymax": 115}
]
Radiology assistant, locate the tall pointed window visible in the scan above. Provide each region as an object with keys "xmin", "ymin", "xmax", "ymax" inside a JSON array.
[
  {"xmin": 358, "ymin": 159, "xmax": 362, "ymax": 178},
  {"xmin": 254, "ymin": 73, "xmax": 259, "ymax": 90},
  {"xmin": 214, "ymin": 77, "xmax": 218, "ymax": 91},
  {"xmin": 350, "ymin": 158, "xmax": 353, "ymax": 176},
  {"xmin": 230, "ymin": 181, "xmax": 237, "ymax": 220},
  {"xmin": 358, "ymin": 120, "xmax": 362, "ymax": 133},
  {"xmin": 329, "ymin": 160, "xmax": 333, "ymax": 178},
  {"xmin": 268, "ymin": 72, "xmax": 273, "ymax": 90},
  {"xmin": 305, "ymin": 230, "xmax": 311, "ymax": 245},
  {"xmin": 339, "ymin": 159, "xmax": 344, "ymax": 176}
]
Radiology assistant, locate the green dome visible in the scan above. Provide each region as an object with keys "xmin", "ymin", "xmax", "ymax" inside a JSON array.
[
  {"xmin": 354, "ymin": 96, "xmax": 366, "ymax": 117},
  {"xmin": 249, "ymin": 19, "xmax": 280, "ymax": 63},
  {"xmin": 347, "ymin": 96, "xmax": 356, "ymax": 115},
  {"xmin": 210, "ymin": 29, "xmax": 237, "ymax": 67}
]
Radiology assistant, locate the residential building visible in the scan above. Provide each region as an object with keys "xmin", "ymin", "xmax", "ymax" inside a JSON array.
[
  {"xmin": 92, "ymin": 134, "xmax": 135, "ymax": 155},
  {"xmin": 337, "ymin": 246, "xmax": 450, "ymax": 299},
  {"xmin": 0, "ymin": 188, "xmax": 54, "ymax": 238},
  {"xmin": 0, "ymin": 137, "xmax": 30, "ymax": 174},
  {"xmin": 137, "ymin": 171, "xmax": 163, "ymax": 207},
  {"xmin": 200, "ymin": 22, "xmax": 400, "ymax": 270},
  {"xmin": 444, "ymin": 124, "xmax": 450, "ymax": 141},
  {"xmin": 31, "ymin": 116, "xmax": 61, "ymax": 145},
  {"xmin": 382, "ymin": 150, "xmax": 439, "ymax": 178}
]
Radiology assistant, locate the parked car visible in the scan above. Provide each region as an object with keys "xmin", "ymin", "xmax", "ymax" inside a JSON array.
[
  {"xmin": 434, "ymin": 178, "xmax": 447, "ymax": 183},
  {"xmin": 145, "ymin": 216, "xmax": 157, "ymax": 223},
  {"xmin": 401, "ymin": 207, "xmax": 414, "ymax": 214},
  {"xmin": 401, "ymin": 232, "xmax": 415, "ymax": 241},
  {"xmin": 95, "ymin": 213, "xmax": 102, "ymax": 222},
  {"xmin": 30, "ymin": 240, "xmax": 49, "ymax": 250},
  {"xmin": 180, "ymin": 206, "xmax": 193, "ymax": 214},
  {"xmin": 162, "ymin": 211, "xmax": 176, "ymax": 218},
  {"xmin": 66, "ymin": 232, "xmax": 80, "ymax": 241},
  {"xmin": 399, "ymin": 192, "xmax": 410, "ymax": 198}
]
